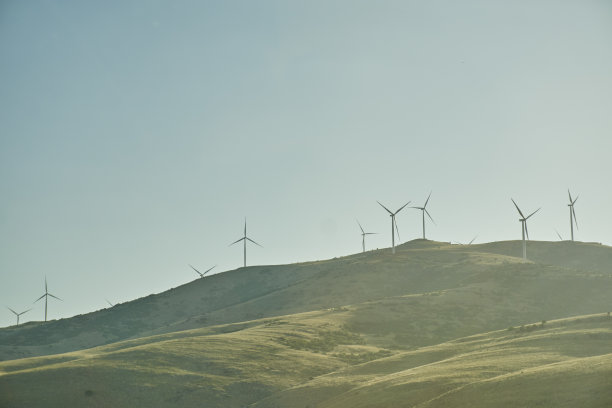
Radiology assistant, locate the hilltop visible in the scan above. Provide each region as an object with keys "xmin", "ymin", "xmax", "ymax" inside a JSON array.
[{"xmin": 1, "ymin": 239, "xmax": 612, "ymax": 407}]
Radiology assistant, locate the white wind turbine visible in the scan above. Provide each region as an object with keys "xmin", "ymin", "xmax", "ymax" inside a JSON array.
[
  {"xmin": 411, "ymin": 192, "xmax": 435, "ymax": 239},
  {"xmin": 356, "ymin": 219, "xmax": 376, "ymax": 253},
  {"xmin": 567, "ymin": 190, "xmax": 579, "ymax": 241},
  {"xmin": 377, "ymin": 200, "xmax": 411, "ymax": 254},
  {"xmin": 189, "ymin": 264, "xmax": 216, "ymax": 278},
  {"xmin": 511, "ymin": 199, "xmax": 541, "ymax": 261},
  {"xmin": 230, "ymin": 219, "xmax": 262, "ymax": 267},
  {"xmin": 34, "ymin": 277, "xmax": 62, "ymax": 322},
  {"xmin": 7, "ymin": 307, "xmax": 31, "ymax": 326}
]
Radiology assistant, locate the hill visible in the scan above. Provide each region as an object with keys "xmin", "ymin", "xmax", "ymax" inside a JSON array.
[
  {"xmin": 1, "ymin": 239, "xmax": 612, "ymax": 407},
  {"xmin": 2, "ymin": 240, "xmax": 611, "ymax": 361}
]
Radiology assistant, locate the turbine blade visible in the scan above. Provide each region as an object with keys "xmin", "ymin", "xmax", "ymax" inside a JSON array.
[
  {"xmin": 525, "ymin": 222, "xmax": 530, "ymax": 240},
  {"xmin": 356, "ymin": 219, "xmax": 364, "ymax": 234},
  {"xmin": 34, "ymin": 294, "xmax": 46, "ymax": 303},
  {"xmin": 425, "ymin": 209, "xmax": 436, "ymax": 225},
  {"xmin": 105, "ymin": 299, "xmax": 114, "ymax": 307},
  {"xmin": 573, "ymin": 195, "xmax": 579, "ymax": 205},
  {"xmin": 45, "ymin": 277, "xmax": 48, "ymax": 293},
  {"xmin": 246, "ymin": 237, "xmax": 263, "ymax": 247},
  {"xmin": 377, "ymin": 201, "xmax": 393, "ymax": 215},
  {"xmin": 229, "ymin": 237, "xmax": 245, "ymax": 246},
  {"xmin": 424, "ymin": 191, "xmax": 432, "ymax": 208},
  {"xmin": 572, "ymin": 207, "xmax": 578, "ymax": 229},
  {"xmin": 555, "ymin": 230, "xmax": 563, "ymax": 240},
  {"xmin": 7, "ymin": 306, "xmax": 17, "ymax": 316},
  {"xmin": 526, "ymin": 207, "xmax": 541, "ymax": 219},
  {"xmin": 364, "ymin": 232, "xmax": 377, "ymax": 235},
  {"xmin": 568, "ymin": 189, "xmax": 573, "ymax": 203},
  {"xmin": 20, "ymin": 308, "xmax": 32, "ymax": 315},
  {"xmin": 394, "ymin": 219, "xmax": 401, "ymax": 241},
  {"xmin": 203, "ymin": 265, "xmax": 216, "ymax": 275},
  {"xmin": 511, "ymin": 199, "xmax": 525, "ymax": 218},
  {"xmin": 189, "ymin": 264, "xmax": 204, "ymax": 277},
  {"xmin": 48, "ymin": 293, "xmax": 62, "ymax": 301},
  {"xmin": 394, "ymin": 201, "xmax": 411, "ymax": 215},
  {"xmin": 468, "ymin": 236, "xmax": 477, "ymax": 245}
]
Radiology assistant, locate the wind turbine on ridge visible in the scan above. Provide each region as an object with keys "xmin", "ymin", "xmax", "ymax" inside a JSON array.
[
  {"xmin": 34, "ymin": 277, "xmax": 62, "ymax": 322},
  {"xmin": 7, "ymin": 307, "xmax": 31, "ymax": 326},
  {"xmin": 377, "ymin": 200, "xmax": 411, "ymax": 254},
  {"xmin": 411, "ymin": 191, "xmax": 435, "ymax": 240},
  {"xmin": 567, "ymin": 190, "xmax": 579, "ymax": 241},
  {"xmin": 356, "ymin": 219, "xmax": 377, "ymax": 253},
  {"xmin": 230, "ymin": 219, "xmax": 262, "ymax": 267},
  {"xmin": 189, "ymin": 264, "xmax": 216, "ymax": 278},
  {"xmin": 511, "ymin": 199, "xmax": 540, "ymax": 261}
]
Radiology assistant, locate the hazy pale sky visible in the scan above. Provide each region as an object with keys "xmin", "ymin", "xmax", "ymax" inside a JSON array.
[{"xmin": 1, "ymin": 1, "xmax": 611, "ymax": 327}]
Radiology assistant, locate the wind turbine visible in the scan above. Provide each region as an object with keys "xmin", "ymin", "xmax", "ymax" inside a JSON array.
[
  {"xmin": 7, "ymin": 307, "xmax": 31, "ymax": 326},
  {"xmin": 455, "ymin": 236, "xmax": 478, "ymax": 245},
  {"xmin": 189, "ymin": 264, "xmax": 216, "ymax": 278},
  {"xmin": 356, "ymin": 219, "xmax": 377, "ymax": 253},
  {"xmin": 34, "ymin": 277, "xmax": 62, "ymax": 322},
  {"xmin": 567, "ymin": 190, "xmax": 579, "ymax": 241},
  {"xmin": 230, "ymin": 219, "xmax": 262, "ymax": 267},
  {"xmin": 411, "ymin": 192, "xmax": 435, "ymax": 239},
  {"xmin": 511, "ymin": 199, "xmax": 541, "ymax": 261},
  {"xmin": 377, "ymin": 200, "xmax": 411, "ymax": 254}
]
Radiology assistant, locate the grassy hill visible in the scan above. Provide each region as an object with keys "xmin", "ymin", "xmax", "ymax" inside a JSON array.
[{"xmin": 1, "ymin": 239, "xmax": 612, "ymax": 407}]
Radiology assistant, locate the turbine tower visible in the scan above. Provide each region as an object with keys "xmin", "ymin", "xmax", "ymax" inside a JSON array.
[
  {"xmin": 377, "ymin": 200, "xmax": 410, "ymax": 254},
  {"xmin": 411, "ymin": 192, "xmax": 435, "ymax": 239},
  {"xmin": 189, "ymin": 264, "xmax": 216, "ymax": 278},
  {"xmin": 356, "ymin": 219, "xmax": 376, "ymax": 253},
  {"xmin": 7, "ymin": 307, "xmax": 30, "ymax": 326},
  {"xmin": 567, "ymin": 190, "xmax": 579, "ymax": 241},
  {"xmin": 34, "ymin": 277, "xmax": 62, "ymax": 322},
  {"xmin": 230, "ymin": 219, "xmax": 262, "ymax": 267},
  {"xmin": 511, "ymin": 199, "xmax": 540, "ymax": 261}
]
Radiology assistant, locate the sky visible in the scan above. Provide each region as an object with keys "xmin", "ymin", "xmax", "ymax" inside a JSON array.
[{"xmin": 1, "ymin": 0, "xmax": 611, "ymax": 328}]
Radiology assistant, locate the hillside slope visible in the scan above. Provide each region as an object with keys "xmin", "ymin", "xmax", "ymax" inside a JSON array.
[
  {"xmin": 1, "ymin": 309, "xmax": 611, "ymax": 408},
  {"xmin": 1, "ymin": 240, "xmax": 611, "ymax": 361}
]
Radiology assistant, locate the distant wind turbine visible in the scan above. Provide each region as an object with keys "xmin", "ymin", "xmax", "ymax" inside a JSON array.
[
  {"xmin": 511, "ymin": 199, "xmax": 541, "ymax": 261},
  {"xmin": 567, "ymin": 190, "xmax": 579, "ymax": 241},
  {"xmin": 189, "ymin": 264, "xmax": 216, "ymax": 278},
  {"xmin": 411, "ymin": 192, "xmax": 435, "ymax": 239},
  {"xmin": 377, "ymin": 200, "xmax": 410, "ymax": 254},
  {"xmin": 105, "ymin": 299, "xmax": 114, "ymax": 307},
  {"xmin": 7, "ymin": 307, "xmax": 30, "ymax": 326},
  {"xmin": 230, "ymin": 219, "xmax": 262, "ymax": 267},
  {"xmin": 356, "ymin": 219, "xmax": 377, "ymax": 253},
  {"xmin": 455, "ymin": 236, "xmax": 478, "ymax": 245},
  {"xmin": 34, "ymin": 277, "xmax": 62, "ymax": 322}
]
